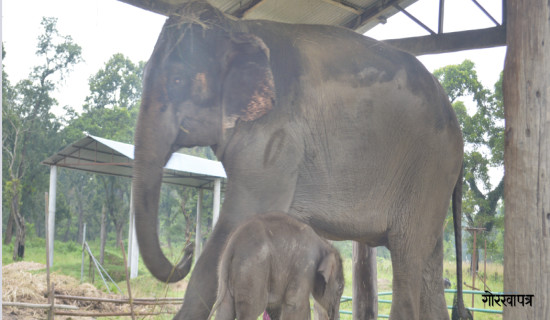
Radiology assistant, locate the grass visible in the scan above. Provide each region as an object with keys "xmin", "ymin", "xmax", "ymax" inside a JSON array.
[{"xmin": 3, "ymin": 238, "xmax": 504, "ymax": 319}]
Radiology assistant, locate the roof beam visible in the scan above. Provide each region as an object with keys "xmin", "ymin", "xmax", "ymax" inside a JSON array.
[
  {"xmin": 383, "ymin": 25, "xmax": 506, "ymax": 56},
  {"xmin": 321, "ymin": 0, "xmax": 364, "ymax": 15},
  {"xmin": 344, "ymin": 0, "xmax": 401, "ymax": 30},
  {"xmin": 470, "ymin": 0, "xmax": 500, "ymax": 26},
  {"xmin": 117, "ymin": 0, "xmax": 185, "ymax": 16},
  {"xmin": 394, "ymin": 3, "xmax": 435, "ymax": 35},
  {"xmin": 233, "ymin": 0, "xmax": 266, "ymax": 18}
]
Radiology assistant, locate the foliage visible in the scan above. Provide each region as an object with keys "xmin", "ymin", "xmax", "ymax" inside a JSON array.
[
  {"xmin": 84, "ymin": 53, "xmax": 145, "ymax": 111},
  {"xmin": 2, "ymin": 17, "xmax": 82, "ymax": 259},
  {"xmin": 434, "ymin": 60, "xmax": 504, "ymax": 264}
]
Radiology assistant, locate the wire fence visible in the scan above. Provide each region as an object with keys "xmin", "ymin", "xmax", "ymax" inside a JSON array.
[{"xmin": 339, "ymin": 289, "xmax": 503, "ymax": 318}]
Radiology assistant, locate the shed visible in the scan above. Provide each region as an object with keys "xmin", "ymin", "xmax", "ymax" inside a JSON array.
[{"xmin": 42, "ymin": 134, "xmax": 226, "ymax": 278}]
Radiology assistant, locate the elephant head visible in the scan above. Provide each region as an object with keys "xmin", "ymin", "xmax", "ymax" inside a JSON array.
[
  {"xmin": 132, "ymin": 1, "xmax": 275, "ymax": 283},
  {"xmin": 313, "ymin": 250, "xmax": 345, "ymax": 320}
]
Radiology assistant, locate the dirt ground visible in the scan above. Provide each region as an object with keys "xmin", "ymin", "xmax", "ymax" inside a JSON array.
[{"xmin": 2, "ymin": 261, "xmax": 180, "ymax": 319}]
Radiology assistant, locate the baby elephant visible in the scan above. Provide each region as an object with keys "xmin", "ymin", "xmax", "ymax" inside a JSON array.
[{"xmin": 209, "ymin": 212, "xmax": 344, "ymax": 320}]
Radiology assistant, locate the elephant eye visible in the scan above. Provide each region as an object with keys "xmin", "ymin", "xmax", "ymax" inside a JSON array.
[{"xmin": 167, "ymin": 75, "xmax": 190, "ymax": 102}]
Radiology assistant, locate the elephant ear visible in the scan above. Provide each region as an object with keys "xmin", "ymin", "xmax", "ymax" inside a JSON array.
[
  {"xmin": 222, "ymin": 32, "xmax": 275, "ymax": 129},
  {"xmin": 313, "ymin": 252, "xmax": 337, "ymax": 298}
]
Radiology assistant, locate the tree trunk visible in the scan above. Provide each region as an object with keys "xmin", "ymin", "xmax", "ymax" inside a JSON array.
[
  {"xmin": 100, "ymin": 204, "xmax": 107, "ymax": 265},
  {"xmin": 11, "ymin": 187, "xmax": 25, "ymax": 260},
  {"xmin": 13, "ymin": 219, "xmax": 25, "ymax": 260},
  {"xmin": 4, "ymin": 213, "xmax": 14, "ymax": 244},
  {"xmin": 116, "ymin": 224, "xmax": 123, "ymax": 247},
  {"xmin": 503, "ymin": 0, "xmax": 550, "ymax": 319},
  {"xmin": 63, "ymin": 212, "xmax": 72, "ymax": 242}
]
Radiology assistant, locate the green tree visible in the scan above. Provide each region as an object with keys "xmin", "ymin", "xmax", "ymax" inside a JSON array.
[
  {"xmin": 434, "ymin": 60, "xmax": 504, "ymax": 265},
  {"xmin": 2, "ymin": 18, "xmax": 82, "ymax": 259},
  {"xmin": 59, "ymin": 54, "xmax": 144, "ymax": 256}
]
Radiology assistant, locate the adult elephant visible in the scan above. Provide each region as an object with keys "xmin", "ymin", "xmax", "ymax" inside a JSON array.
[{"xmin": 130, "ymin": 1, "xmax": 470, "ymax": 319}]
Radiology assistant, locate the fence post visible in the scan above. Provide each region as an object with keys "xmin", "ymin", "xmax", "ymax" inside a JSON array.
[{"xmin": 352, "ymin": 242, "xmax": 377, "ymax": 320}]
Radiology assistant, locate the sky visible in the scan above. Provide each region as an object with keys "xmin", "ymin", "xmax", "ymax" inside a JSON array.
[{"xmin": 2, "ymin": 0, "xmax": 506, "ymax": 115}]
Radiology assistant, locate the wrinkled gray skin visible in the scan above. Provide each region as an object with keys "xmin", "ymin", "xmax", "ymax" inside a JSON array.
[
  {"xmin": 132, "ymin": 1, "xmax": 468, "ymax": 319},
  {"xmin": 208, "ymin": 212, "xmax": 344, "ymax": 320}
]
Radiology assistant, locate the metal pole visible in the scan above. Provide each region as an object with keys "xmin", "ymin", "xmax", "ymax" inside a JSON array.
[
  {"xmin": 484, "ymin": 238, "xmax": 487, "ymax": 308},
  {"xmin": 48, "ymin": 166, "xmax": 57, "ymax": 267},
  {"xmin": 80, "ymin": 223, "xmax": 87, "ymax": 283},
  {"xmin": 128, "ymin": 188, "xmax": 138, "ymax": 278},
  {"xmin": 45, "ymin": 192, "xmax": 53, "ymax": 320},
  {"xmin": 438, "ymin": 0, "xmax": 445, "ymax": 34},
  {"xmin": 471, "ymin": 229, "xmax": 477, "ymax": 314},
  {"xmin": 195, "ymin": 190, "xmax": 203, "ymax": 263},
  {"xmin": 212, "ymin": 179, "xmax": 221, "ymax": 228}
]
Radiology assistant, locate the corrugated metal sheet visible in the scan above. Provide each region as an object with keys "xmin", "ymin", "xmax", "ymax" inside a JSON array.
[
  {"xmin": 207, "ymin": 0, "xmax": 419, "ymax": 33},
  {"xmin": 42, "ymin": 134, "xmax": 226, "ymax": 189}
]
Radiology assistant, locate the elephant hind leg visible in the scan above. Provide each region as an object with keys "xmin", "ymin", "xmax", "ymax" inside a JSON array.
[
  {"xmin": 234, "ymin": 300, "xmax": 267, "ymax": 320},
  {"xmin": 420, "ymin": 236, "xmax": 450, "ymax": 320},
  {"xmin": 232, "ymin": 273, "xmax": 269, "ymax": 320}
]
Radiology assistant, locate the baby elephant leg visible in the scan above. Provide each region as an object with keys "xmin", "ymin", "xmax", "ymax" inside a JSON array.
[
  {"xmin": 213, "ymin": 292, "xmax": 235, "ymax": 320},
  {"xmin": 280, "ymin": 295, "xmax": 312, "ymax": 320},
  {"xmin": 233, "ymin": 270, "xmax": 269, "ymax": 320}
]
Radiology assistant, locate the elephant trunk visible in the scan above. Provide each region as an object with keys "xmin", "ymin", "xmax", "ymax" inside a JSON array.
[{"xmin": 132, "ymin": 112, "xmax": 193, "ymax": 283}]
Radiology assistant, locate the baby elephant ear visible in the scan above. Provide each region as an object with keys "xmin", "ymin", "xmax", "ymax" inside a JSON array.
[
  {"xmin": 314, "ymin": 252, "xmax": 337, "ymax": 298},
  {"xmin": 222, "ymin": 32, "xmax": 275, "ymax": 129}
]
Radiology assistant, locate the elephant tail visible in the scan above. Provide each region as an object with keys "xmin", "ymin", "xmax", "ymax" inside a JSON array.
[{"xmin": 451, "ymin": 164, "xmax": 473, "ymax": 320}]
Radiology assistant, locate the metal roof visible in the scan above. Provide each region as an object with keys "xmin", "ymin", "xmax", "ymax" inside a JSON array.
[
  {"xmin": 209, "ymin": 0, "xmax": 419, "ymax": 33},
  {"xmin": 42, "ymin": 134, "xmax": 226, "ymax": 190},
  {"xmin": 120, "ymin": 0, "xmax": 418, "ymax": 34}
]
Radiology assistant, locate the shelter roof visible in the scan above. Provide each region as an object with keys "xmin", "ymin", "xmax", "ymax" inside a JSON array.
[
  {"xmin": 209, "ymin": 0, "xmax": 418, "ymax": 34},
  {"xmin": 119, "ymin": 0, "xmax": 506, "ymax": 55},
  {"xmin": 42, "ymin": 134, "xmax": 226, "ymax": 190}
]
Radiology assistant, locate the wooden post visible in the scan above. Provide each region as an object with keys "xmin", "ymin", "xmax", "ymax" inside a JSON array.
[
  {"xmin": 352, "ymin": 242, "xmax": 377, "ymax": 320},
  {"xmin": 49, "ymin": 283, "xmax": 55, "ymax": 320},
  {"xmin": 503, "ymin": 0, "xmax": 550, "ymax": 319},
  {"xmin": 119, "ymin": 241, "xmax": 136, "ymax": 320}
]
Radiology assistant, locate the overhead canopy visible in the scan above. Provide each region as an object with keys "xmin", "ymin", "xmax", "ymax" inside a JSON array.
[
  {"xmin": 118, "ymin": 0, "xmax": 506, "ymax": 55},
  {"xmin": 208, "ymin": 0, "xmax": 418, "ymax": 34},
  {"xmin": 42, "ymin": 134, "xmax": 226, "ymax": 190}
]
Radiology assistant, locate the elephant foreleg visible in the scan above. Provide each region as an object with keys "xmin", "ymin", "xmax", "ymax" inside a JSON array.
[{"xmin": 175, "ymin": 224, "xmax": 231, "ymax": 319}]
